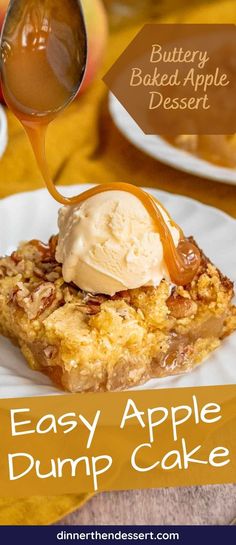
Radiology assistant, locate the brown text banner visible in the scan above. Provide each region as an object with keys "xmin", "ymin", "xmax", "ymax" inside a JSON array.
[{"xmin": 104, "ymin": 24, "xmax": 236, "ymax": 135}]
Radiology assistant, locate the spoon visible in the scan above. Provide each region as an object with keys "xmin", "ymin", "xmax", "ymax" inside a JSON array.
[
  {"xmin": 0, "ymin": 0, "xmax": 87, "ymax": 119},
  {"xmin": 0, "ymin": 0, "xmax": 87, "ymax": 206}
]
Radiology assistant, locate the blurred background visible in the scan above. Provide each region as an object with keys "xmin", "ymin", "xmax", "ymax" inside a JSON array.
[{"xmin": 103, "ymin": 0, "xmax": 217, "ymax": 27}]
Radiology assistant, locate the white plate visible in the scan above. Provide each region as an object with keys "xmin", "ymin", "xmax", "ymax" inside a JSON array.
[
  {"xmin": 0, "ymin": 184, "xmax": 236, "ymax": 399},
  {"xmin": 0, "ymin": 105, "xmax": 8, "ymax": 159},
  {"xmin": 109, "ymin": 94, "xmax": 236, "ymax": 185}
]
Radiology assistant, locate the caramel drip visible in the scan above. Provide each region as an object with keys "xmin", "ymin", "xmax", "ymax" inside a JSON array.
[
  {"xmin": 23, "ymin": 120, "xmax": 201, "ymax": 285},
  {"xmin": 0, "ymin": 0, "xmax": 200, "ymax": 286}
]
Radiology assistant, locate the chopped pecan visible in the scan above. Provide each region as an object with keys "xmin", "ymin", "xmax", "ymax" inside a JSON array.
[
  {"xmin": 28, "ymin": 239, "xmax": 58, "ymax": 263},
  {"xmin": 111, "ymin": 290, "xmax": 131, "ymax": 303},
  {"xmin": 72, "ymin": 293, "xmax": 109, "ymax": 315},
  {"xmin": 0, "ymin": 257, "xmax": 21, "ymax": 277},
  {"xmin": 62, "ymin": 290, "xmax": 106, "ymax": 314},
  {"xmin": 49, "ymin": 235, "xmax": 59, "ymax": 258},
  {"xmin": 9, "ymin": 281, "xmax": 30, "ymax": 304},
  {"xmin": 11, "ymin": 251, "xmax": 22, "ymax": 264},
  {"xmin": 33, "ymin": 261, "xmax": 62, "ymax": 282},
  {"xmin": 29, "ymin": 239, "xmax": 52, "ymax": 259},
  {"xmin": 83, "ymin": 293, "xmax": 108, "ymax": 305},
  {"xmin": 33, "ymin": 266, "xmax": 45, "ymax": 279},
  {"xmin": 45, "ymin": 270, "xmax": 61, "ymax": 281},
  {"xmin": 75, "ymin": 303, "xmax": 101, "ymax": 315},
  {"xmin": 167, "ymin": 294, "xmax": 198, "ymax": 319},
  {"xmin": 15, "ymin": 281, "xmax": 30, "ymax": 298},
  {"xmin": 14, "ymin": 282, "xmax": 56, "ymax": 320}
]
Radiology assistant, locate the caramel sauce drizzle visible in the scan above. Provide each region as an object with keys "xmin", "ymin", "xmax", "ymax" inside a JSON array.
[{"xmin": 0, "ymin": 0, "xmax": 200, "ymax": 286}]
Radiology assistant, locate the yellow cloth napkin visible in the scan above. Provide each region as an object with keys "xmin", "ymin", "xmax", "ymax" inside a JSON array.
[
  {"xmin": 0, "ymin": 494, "xmax": 93, "ymax": 526},
  {"xmin": 0, "ymin": 0, "xmax": 236, "ymax": 526}
]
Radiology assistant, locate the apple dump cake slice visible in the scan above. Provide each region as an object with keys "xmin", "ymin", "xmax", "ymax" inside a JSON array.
[{"xmin": 0, "ymin": 235, "xmax": 235, "ymax": 392}]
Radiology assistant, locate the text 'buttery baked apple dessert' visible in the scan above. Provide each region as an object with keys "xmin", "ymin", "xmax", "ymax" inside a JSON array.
[{"xmin": 0, "ymin": 184, "xmax": 235, "ymax": 393}]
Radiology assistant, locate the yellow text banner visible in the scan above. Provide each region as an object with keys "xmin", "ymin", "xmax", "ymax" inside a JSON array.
[{"xmin": 0, "ymin": 385, "xmax": 235, "ymax": 496}]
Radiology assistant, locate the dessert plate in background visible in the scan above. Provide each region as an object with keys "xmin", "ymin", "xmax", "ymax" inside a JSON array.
[
  {"xmin": 109, "ymin": 94, "xmax": 236, "ymax": 185},
  {"xmin": 0, "ymin": 184, "xmax": 236, "ymax": 398}
]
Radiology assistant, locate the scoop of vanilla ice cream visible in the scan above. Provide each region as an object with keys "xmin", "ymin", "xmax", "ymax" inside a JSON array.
[{"xmin": 55, "ymin": 190, "xmax": 180, "ymax": 296}]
